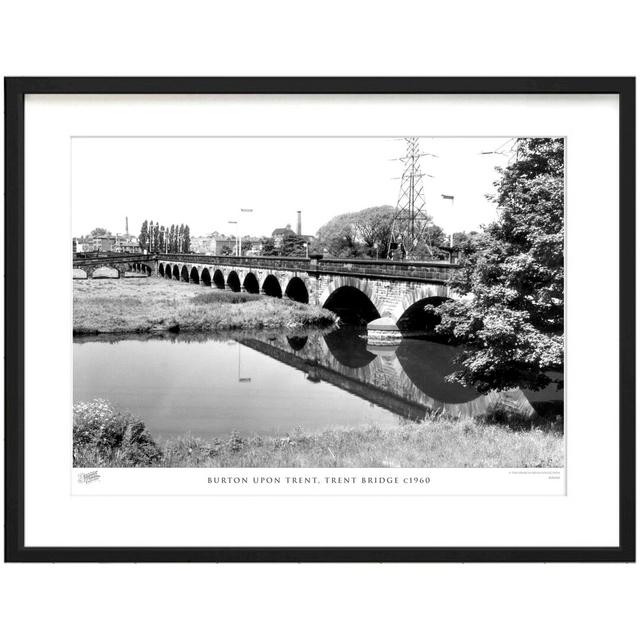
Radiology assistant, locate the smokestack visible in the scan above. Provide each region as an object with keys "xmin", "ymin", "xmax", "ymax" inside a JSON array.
[
  {"xmin": 296, "ymin": 210, "xmax": 302, "ymax": 236},
  {"xmin": 125, "ymin": 216, "xmax": 129, "ymax": 235}
]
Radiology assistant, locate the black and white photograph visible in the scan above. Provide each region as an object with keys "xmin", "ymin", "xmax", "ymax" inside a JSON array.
[{"xmin": 71, "ymin": 134, "xmax": 565, "ymax": 470}]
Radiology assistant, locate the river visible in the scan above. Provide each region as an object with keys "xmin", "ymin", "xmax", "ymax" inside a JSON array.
[{"xmin": 73, "ymin": 327, "xmax": 563, "ymax": 441}]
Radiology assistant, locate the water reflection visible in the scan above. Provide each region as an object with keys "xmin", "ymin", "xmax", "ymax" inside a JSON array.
[
  {"xmin": 323, "ymin": 327, "xmax": 376, "ymax": 368},
  {"xmin": 73, "ymin": 326, "xmax": 563, "ymax": 439}
]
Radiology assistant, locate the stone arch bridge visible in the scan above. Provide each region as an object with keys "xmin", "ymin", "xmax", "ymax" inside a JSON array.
[{"xmin": 72, "ymin": 252, "xmax": 460, "ymax": 338}]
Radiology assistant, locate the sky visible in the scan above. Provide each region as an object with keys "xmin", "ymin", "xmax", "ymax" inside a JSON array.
[{"xmin": 71, "ymin": 136, "xmax": 513, "ymax": 239}]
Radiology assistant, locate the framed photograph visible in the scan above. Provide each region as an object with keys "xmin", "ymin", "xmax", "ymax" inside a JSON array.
[{"xmin": 4, "ymin": 77, "xmax": 635, "ymax": 562}]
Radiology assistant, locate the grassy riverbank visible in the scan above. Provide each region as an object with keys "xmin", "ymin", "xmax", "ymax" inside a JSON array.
[
  {"xmin": 73, "ymin": 278, "xmax": 336, "ymax": 334},
  {"xmin": 73, "ymin": 399, "xmax": 564, "ymax": 468}
]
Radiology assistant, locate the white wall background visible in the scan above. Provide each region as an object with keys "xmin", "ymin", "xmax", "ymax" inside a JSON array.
[{"xmin": 1, "ymin": 2, "xmax": 638, "ymax": 639}]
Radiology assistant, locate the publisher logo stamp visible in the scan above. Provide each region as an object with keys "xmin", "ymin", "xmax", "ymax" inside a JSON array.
[{"xmin": 78, "ymin": 470, "xmax": 101, "ymax": 484}]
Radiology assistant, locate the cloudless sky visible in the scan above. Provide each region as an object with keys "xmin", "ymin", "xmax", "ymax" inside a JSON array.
[{"xmin": 71, "ymin": 137, "xmax": 512, "ymax": 238}]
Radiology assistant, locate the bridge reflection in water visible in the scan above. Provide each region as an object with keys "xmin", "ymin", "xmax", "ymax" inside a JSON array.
[
  {"xmin": 239, "ymin": 327, "xmax": 562, "ymax": 423},
  {"xmin": 74, "ymin": 327, "xmax": 563, "ymax": 438}
]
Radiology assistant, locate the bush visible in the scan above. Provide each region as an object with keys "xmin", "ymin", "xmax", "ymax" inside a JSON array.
[{"xmin": 73, "ymin": 399, "xmax": 161, "ymax": 466}]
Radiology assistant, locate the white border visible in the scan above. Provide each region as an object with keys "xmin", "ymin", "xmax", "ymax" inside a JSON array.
[{"xmin": 24, "ymin": 94, "xmax": 619, "ymax": 547}]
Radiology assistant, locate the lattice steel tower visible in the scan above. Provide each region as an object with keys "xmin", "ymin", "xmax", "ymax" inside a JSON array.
[{"xmin": 389, "ymin": 137, "xmax": 434, "ymax": 258}]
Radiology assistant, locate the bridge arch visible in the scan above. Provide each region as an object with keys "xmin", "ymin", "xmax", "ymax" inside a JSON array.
[
  {"xmin": 158, "ymin": 263, "xmax": 165, "ymax": 277},
  {"xmin": 92, "ymin": 266, "xmax": 120, "ymax": 279},
  {"xmin": 393, "ymin": 284, "xmax": 450, "ymax": 322},
  {"xmin": 319, "ymin": 277, "xmax": 384, "ymax": 313},
  {"xmin": 227, "ymin": 271, "xmax": 241, "ymax": 292},
  {"xmin": 164, "ymin": 264, "xmax": 173, "ymax": 279},
  {"xmin": 213, "ymin": 269, "xmax": 225, "ymax": 289},
  {"xmin": 397, "ymin": 295, "xmax": 451, "ymax": 334},
  {"xmin": 392, "ymin": 282, "xmax": 453, "ymax": 329},
  {"xmin": 285, "ymin": 277, "xmax": 309, "ymax": 304},
  {"xmin": 172, "ymin": 264, "xmax": 180, "ymax": 280},
  {"xmin": 189, "ymin": 266, "xmax": 200, "ymax": 284},
  {"xmin": 320, "ymin": 278, "xmax": 382, "ymax": 325},
  {"xmin": 262, "ymin": 274, "xmax": 282, "ymax": 298},
  {"xmin": 243, "ymin": 272, "xmax": 260, "ymax": 294},
  {"xmin": 200, "ymin": 267, "xmax": 212, "ymax": 287},
  {"xmin": 323, "ymin": 286, "xmax": 380, "ymax": 325},
  {"xmin": 179, "ymin": 265, "xmax": 189, "ymax": 282}
]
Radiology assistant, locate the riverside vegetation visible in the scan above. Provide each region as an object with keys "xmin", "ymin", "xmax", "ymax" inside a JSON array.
[
  {"xmin": 73, "ymin": 277, "xmax": 336, "ymax": 334},
  {"xmin": 73, "ymin": 399, "xmax": 563, "ymax": 468}
]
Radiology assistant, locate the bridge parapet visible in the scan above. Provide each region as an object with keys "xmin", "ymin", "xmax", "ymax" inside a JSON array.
[
  {"xmin": 157, "ymin": 253, "xmax": 457, "ymax": 283},
  {"xmin": 319, "ymin": 258, "xmax": 455, "ymax": 282},
  {"xmin": 73, "ymin": 253, "xmax": 156, "ymax": 267},
  {"xmin": 160, "ymin": 253, "xmax": 311, "ymax": 273}
]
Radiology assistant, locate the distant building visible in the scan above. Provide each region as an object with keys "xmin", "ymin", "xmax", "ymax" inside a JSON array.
[
  {"xmin": 190, "ymin": 235, "xmax": 215, "ymax": 254},
  {"xmin": 271, "ymin": 224, "xmax": 297, "ymax": 248},
  {"xmin": 190, "ymin": 233, "xmax": 238, "ymax": 255},
  {"xmin": 114, "ymin": 239, "xmax": 141, "ymax": 253},
  {"xmin": 79, "ymin": 242, "xmax": 95, "ymax": 253},
  {"xmin": 92, "ymin": 235, "xmax": 116, "ymax": 252}
]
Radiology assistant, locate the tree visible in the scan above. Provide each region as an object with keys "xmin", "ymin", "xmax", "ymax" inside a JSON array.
[
  {"xmin": 90, "ymin": 227, "xmax": 110, "ymax": 237},
  {"xmin": 261, "ymin": 237, "xmax": 278, "ymax": 256},
  {"xmin": 316, "ymin": 206, "xmax": 391, "ymax": 258},
  {"xmin": 281, "ymin": 233, "xmax": 307, "ymax": 256},
  {"xmin": 159, "ymin": 225, "xmax": 166, "ymax": 252},
  {"xmin": 435, "ymin": 138, "xmax": 564, "ymax": 393},
  {"xmin": 183, "ymin": 225, "xmax": 191, "ymax": 253},
  {"xmin": 411, "ymin": 224, "xmax": 447, "ymax": 259},
  {"xmin": 169, "ymin": 224, "xmax": 176, "ymax": 252},
  {"xmin": 149, "ymin": 222, "xmax": 160, "ymax": 252},
  {"xmin": 350, "ymin": 206, "xmax": 395, "ymax": 258},
  {"xmin": 178, "ymin": 224, "xmax": 185, "ymax": 252},
  {"xmin": 139, "ymin": 220, "xmax": 149, "ymax": 251},
  {"xmin": 452, "ymin": 230, "xmax": 481, "ymax": 247},
  {"xmin": 173, "ymin": 224, "xmax": 179, "ymax": 252},
  {"xmin": 315, "ymin": 205, "xmax": 447, "ymax": 259},
  {"xmin": 148, "ymin": 220, "xmax": 154, "ymax": 251}
]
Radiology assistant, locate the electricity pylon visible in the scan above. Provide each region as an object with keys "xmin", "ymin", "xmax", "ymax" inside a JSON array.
[{"xmin": 389, "ymin": 137, "xmax": 436, "ymax": 259}]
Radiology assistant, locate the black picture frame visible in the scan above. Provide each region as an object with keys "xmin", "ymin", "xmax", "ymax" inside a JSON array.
[{"xmin": 4, "ymin": 77, "xmax": 635, "ymax": 563}]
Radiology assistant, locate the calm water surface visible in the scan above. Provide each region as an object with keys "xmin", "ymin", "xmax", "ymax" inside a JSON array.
[{"xmin": 73, "ymin": 327, "xmax": 562, "ymax": 440}]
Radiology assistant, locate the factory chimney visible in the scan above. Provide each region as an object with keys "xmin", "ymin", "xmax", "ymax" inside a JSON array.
[
  {"xmin": 125, "ymin": 216, "xmax": 129, "ymax": 235},
  {"xmin": 296, "ymin": 210, "xmax": 302, "ymax": 236}
]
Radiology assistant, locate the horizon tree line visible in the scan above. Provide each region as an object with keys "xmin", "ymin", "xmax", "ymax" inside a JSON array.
[{"xmin": 139, "ymin": 220, "xmax": 191, "ymax": 253}]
